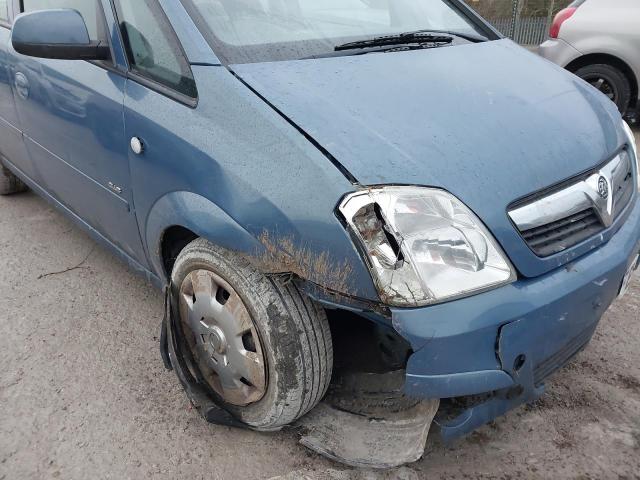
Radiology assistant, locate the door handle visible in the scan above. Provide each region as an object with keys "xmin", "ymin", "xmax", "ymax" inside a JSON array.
[{"xmin": 130, "ymin": 137, "xmax": 144, "ymax": 155}]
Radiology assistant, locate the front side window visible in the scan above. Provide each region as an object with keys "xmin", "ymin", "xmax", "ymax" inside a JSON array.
[
  {"xmin": 113, "ymin": 0, "xmax": 197, "ymax": 99},
  {"xmin": 22, "ymin": 0, "xmax": 105, "ymax": 40},
  {"xmin": 186, "ymin": 0, "xmax": 488, "ymax": 64}
]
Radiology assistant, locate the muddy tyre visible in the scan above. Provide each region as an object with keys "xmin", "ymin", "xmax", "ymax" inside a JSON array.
[
  {"xmin": 171, "ymin": 238, "xmax": 333, "ymax": 430},
  {"xmin": 0, "ymin": 166, "xmax": 27, "ymax": 195}
]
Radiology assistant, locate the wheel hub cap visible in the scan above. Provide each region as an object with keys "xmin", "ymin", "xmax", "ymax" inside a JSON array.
[
  {"xmin": 207, "ymin": 326, "xmax": 226, "ymax": 354},
  {"xmin": 178, "ymin": 269, "xmax": 267, "ymax": 406}
]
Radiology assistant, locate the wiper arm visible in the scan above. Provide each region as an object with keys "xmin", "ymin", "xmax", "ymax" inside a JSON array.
[
  {"xmin": 334, "ymin": 29, "xmax": 487, "ymax": 52},
  {"xmin": 423, "ymin": 29, "xmax": 488, "ymax": 43},
  {"xmin": 335, "ymin": 31, "xmax": 453, "ymax": 52}
]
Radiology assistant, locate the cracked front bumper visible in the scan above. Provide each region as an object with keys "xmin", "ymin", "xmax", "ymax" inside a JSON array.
[{"xmin": 391, "ymin": 197, "xmax": 640, "ymax": 440}]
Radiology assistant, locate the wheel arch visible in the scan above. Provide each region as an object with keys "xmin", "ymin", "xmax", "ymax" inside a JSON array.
[
  {"xmin": 146, "ymin": 191, "xmax": 264, "ymax": 281},
  {"xmin": 565, "ymin": 53, "xmax": 639, "ymax": 109},
  {"xmin": 146, "ymin": 191, "xmax": 378, "ymax": 301}
]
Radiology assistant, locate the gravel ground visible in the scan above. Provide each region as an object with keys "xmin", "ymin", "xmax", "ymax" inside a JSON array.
[{"xmin": 1, "ymin": 131, "xmax": 639, "ymax": 480}]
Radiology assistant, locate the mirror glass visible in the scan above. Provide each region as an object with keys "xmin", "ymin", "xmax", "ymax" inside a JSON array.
[{"xmin": 22, "ymin": 0, "xmax": 100, "ymax": 40}]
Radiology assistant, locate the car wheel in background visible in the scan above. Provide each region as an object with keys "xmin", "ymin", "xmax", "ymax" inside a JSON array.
[
  {"xmin": 574, "ymin": 64, "xmax": 632, "ymax": 116},
  {"xmin": 0, "ymin": 166, "xmax": 27, "ymax": 195},
  {"xmin": 171, "ymin": 238, "xmax": 333, "ymax": 430}
]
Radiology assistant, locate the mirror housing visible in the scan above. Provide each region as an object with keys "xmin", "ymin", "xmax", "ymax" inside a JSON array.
[{"xmin": 12, "ymin": 9, "xmax": 110, "ymax": 61}]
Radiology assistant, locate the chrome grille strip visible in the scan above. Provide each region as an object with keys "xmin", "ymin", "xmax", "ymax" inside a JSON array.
[{"xmin": 509, "ymin": 150, "xmax": 634, "ymax": 257}]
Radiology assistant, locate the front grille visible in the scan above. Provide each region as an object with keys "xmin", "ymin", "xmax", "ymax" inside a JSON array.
[
  {"xmin": 510, "ymin": 150, "xmax": 635, "ymax": 258},
  {"xmin": 533, "ymin": 326, "xmax": 595, "ymax": 386},
  {"xmin": 521, "ymin": 209, "xmax": 603, "ymax": 257}
]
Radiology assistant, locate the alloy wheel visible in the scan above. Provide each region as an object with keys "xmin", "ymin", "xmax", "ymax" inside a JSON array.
[{"xmin": 584, "ymin": 74, "xmax": 618, "ymax": 102}]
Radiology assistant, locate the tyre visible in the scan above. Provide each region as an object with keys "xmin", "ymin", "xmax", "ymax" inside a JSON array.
[
  {"xmin": 170, "ymin": 238, "xmax": 333, "ymax": 430},
  {"xmin": 574, "ymin": 63, "xmax": 632, "ymax": 116},
  {"xmin": 0, "ymin": 165, "xmax": 27, "ymax": 195}
]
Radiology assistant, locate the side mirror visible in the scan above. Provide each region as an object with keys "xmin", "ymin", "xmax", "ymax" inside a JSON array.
[{"xmin": 12, "ymin": 9, "xmax": 110, "ymax": 61}]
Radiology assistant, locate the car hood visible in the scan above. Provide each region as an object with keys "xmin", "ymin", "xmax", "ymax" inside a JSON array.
[{"xmin": 232, "ymin": 40, "xmax": 626, "ymax": 277}]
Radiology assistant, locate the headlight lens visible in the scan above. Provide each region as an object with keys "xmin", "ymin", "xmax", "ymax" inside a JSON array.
[
  {"xmin": 339, "ymin": 187, "xmax": 516, "ymax": 307},
  {"xmin": 622, "ymin": 120, "xmax": 638, "ymax": 190}
]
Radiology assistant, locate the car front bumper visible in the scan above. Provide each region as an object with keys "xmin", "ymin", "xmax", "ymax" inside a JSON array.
[{"xmin": 392, "ymin": 196, "xmax": 640, "ymax": 440}]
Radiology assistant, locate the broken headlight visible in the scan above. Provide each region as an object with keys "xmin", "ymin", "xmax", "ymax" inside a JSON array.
[
  {"xmin": 622, "ymin": 121, "xmax": 638, "ymax": 190},
  {"xmin": 339, "ymin": 187, "xmax": 516, "ymax": 307}
]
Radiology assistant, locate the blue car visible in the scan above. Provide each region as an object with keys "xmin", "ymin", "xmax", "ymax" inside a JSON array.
[{"xmin": 0, "ymin": 0, "xmax": 638, "ymax": 441}]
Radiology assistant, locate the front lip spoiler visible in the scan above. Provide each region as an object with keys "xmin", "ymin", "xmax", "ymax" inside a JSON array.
[{"xmin": 405, "ymin": 370, "xmax": 514, "ymax": 399}]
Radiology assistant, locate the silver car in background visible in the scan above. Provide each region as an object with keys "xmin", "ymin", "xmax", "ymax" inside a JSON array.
[{"xmin": 538, "ymin": 0, "xmax": 639, "ymax": 119}]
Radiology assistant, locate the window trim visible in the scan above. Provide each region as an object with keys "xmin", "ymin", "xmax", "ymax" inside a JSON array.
[
  {"xmin": 110, "ymin": 0, "xmax": 198, "ymax": 108},
  {"xmin": 127, "ymin": 69, "xmax": 197, "ymax": 108}
]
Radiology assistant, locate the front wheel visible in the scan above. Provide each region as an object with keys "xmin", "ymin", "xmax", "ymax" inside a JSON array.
[
  {"xmin": 171, "ymin": 238, "xmax": 333, "ymax": 430},
  {"xmin": 574, "ymin": 63, "xmax": 632, "ymax": 115}
]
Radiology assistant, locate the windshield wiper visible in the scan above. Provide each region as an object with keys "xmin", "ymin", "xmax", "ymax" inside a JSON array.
[
  {"xmin": 334, "ymin": 29, "xmax": 487, "ymax": 52},
  {"xmin": 336, "ymin": 32, "xmax": 452, "ymax": 52}
]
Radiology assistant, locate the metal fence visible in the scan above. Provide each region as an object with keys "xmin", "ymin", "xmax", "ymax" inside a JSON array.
[
  {"xmin": 488, "ymin": 16, "xmax": 551, "ymax": 45},
  {"xmin": 468, "ymin": 0, "xmax": 572, "ymax": 45}
]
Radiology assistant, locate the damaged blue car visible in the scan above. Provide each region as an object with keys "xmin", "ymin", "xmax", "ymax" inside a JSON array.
[{"xmin": 0, "ymin": 0, "xmax": 638, "ymax": 457}]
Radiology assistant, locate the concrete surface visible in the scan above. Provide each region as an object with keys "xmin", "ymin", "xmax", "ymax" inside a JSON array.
[{"xmin": 1, "ymin": 130, "xmax": 639, "ymax": 479}]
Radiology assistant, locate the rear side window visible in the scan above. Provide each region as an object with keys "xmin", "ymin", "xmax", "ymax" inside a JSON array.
[
  {"xmin": 113, "ymin": 0, "xmax": 197, "ymax": 99},
  {"xmin": 22, "ymin": 0, "xmax": 105, "ymax": 40}
]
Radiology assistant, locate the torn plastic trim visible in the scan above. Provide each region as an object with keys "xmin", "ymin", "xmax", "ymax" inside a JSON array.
[
  {"xmin": 294, "ymin": 277, "xmax": 391, "ymax": 320},
  {"xmin": 159, "ymin": 289, "xmax": 172, "ymax": 371},
  {"xmin": 435, "ymin": 383, "xmax": 544, "ymax": 443},
  {"xmin": 160, "ymin": 285, "xmax": 249, "ymax": 429}
]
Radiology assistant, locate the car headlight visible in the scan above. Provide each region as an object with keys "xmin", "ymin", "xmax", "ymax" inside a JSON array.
[
  {"xmin": 339, "ymin": 186, "xmax": 516, "ymax": 307},
  {"xmin": 622, "ymin": 120, "xmax": 638, "ymax": 190}
]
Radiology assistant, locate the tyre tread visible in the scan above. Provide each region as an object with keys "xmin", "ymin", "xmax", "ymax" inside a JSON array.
[
  {"xmin": 171, "ymin": 238, "xmax": 332, "ymax": 429},
  {"xmin": 0, "ymin": 166, "xmax": 27, "ymax": 195}
]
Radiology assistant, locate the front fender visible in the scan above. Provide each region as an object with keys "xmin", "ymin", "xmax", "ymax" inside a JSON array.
[
  {"xmin": 145, "ymin": 191, "xmax": 378, "ymax": 301},
  {"xmin": 145, "ymin": 191, "xmax": 263, "ymax": 280},
  {"xmin": 132, "ymin": 67, "xmax": 379, "ymax": 301}
]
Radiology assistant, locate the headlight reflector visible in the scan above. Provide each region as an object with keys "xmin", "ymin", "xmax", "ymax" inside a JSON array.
[{"xmin": 339, "ymin": 187, "xmax": 516, "ymax": 307}]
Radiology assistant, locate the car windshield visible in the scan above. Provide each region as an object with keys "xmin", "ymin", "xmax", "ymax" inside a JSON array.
[{"xmin": 186, "ymin": 0, "xmax": 488, "ymax": 64}]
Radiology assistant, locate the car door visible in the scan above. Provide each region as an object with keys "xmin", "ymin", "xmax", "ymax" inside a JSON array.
[
  {"xmin": 8, "ymin": 0, "xmax": 147, "ymax": 263},
  {"xmin": 110, "ymin": 0, "xmax": 199, "ymax": 252},
  {"xmin": 0, "ymin": 2, "xmax": 32, "ymax": 177}
]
